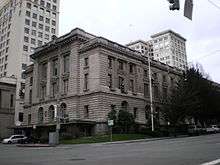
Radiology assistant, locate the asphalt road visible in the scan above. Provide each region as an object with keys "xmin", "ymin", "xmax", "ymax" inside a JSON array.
[{"xmin": 1, "ymin": 134, "xmax": 220, "ymax": 165}]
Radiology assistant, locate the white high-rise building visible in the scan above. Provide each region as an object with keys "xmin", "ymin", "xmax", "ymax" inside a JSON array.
[
  {"xmin": 127, "ymin": 40, "xmax": 154, "ymax": 59},
  {"xmin": 151, "ymin": 30, "xmax": 187, "ymax": 70},
  {"xmin": 0, "ymin": 0, "xmax": 60, "ymax": 125}
]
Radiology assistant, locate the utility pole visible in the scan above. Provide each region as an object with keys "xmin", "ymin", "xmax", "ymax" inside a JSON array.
[{"xmin": 148, "ymin": 54, "xmax": 154, "ymax": 132}]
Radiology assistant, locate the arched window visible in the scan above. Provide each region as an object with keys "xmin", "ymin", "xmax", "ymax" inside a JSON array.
[
  {"xmin": 38, "ymin": 107, "xmax": 44, "ymax": 124},
  {"xmin": 49, "ymin": 105, "xmax": 55, "ymax": 122},
  {"xmin": 121, "ymin": 101, "xmax": 128, "ymax": 111},
  {"xmin": 60, "ymin": 103, "xmax": 67, "ymax": 119}
]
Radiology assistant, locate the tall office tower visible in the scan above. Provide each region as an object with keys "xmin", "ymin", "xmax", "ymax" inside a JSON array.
[
  {"xmin": 151, "ymin": 30, "xmax": 187, "ymax": 70},
  {"xmin": 0, "ymin": 0, "xmax": 60, "ymax": 125},
  {"xmin": 127, "ymin": 40, "xmax": 154, "ymax": 59}
]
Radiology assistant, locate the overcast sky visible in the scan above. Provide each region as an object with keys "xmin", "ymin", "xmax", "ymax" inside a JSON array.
[{"xmin": 59, "ymin": 0, "xmax": 220, "ymax": 83}]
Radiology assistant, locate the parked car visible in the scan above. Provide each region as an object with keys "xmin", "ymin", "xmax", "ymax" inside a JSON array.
[
  {"xmin": 206, "ymin": 125, "xmax": 220, "ymax": 133},
  {"xmin": 187, "ymin": 125, "xmax": 206, "ymax": 136},
  {"xmin": 18, "ymin": 136, "xmax": 40, "ymax": 144},
  {"xmin": 2, "ymin": 135, "xmax": 27, "ymax": 144}
]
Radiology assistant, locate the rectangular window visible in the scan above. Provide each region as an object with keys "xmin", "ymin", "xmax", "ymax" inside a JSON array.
[
  {"xmin": 108, "ymin": 74, "xmax": 112, "ymax": 88},
  {"xmin": 28, "ymin": 114, "xmax": 31, "ymax": 125},
  {"xmin": 38, "ymin": 32, "xmax": 43, "ymax": 38},
  {"xmin": 144, "ymin": 83, "xmax": 149, "ymax": 97},
  {"xmin": 154, "ymin": 86, "xmax": 159, "ymax": 99},
  {"xmin": 45, "ymin": 34, "xmax": 49, "ymax": 40},
  {"xmin": 163, "ymin": 87, "xmax": 167, "ymax": 99},
  {"xmin": 52, "ymin": 20, "xmax": 56, "ymax": 26},
  {"xmin": 52, "ymin": 59, "xmax": 58, "ymax": 76},
  {"xmin": 84, "ymin": 73, "xmax": 88, "ymax": 90},
  {"xmin": 46, "ymin": 2, "xmax": 51, "ymax": 9},
  {"xmin": 23, "ymin": 45, "xmax": 28, "ymax": 52},
  {"xmin": 38, "ymin": 23, "xmax": 43, "ymax": 30},
  {"xmin": 51, "ymin": 28, "xmax": 55, "ymax": 34},
  {"xmin": 26, "ymin": 2, "xmax": 31, "ymax": 9},
  {"xmin": 10, "ymin": 94, "xmax": 13, "ymax": 107},
  {"xmin": 18, "ymin": 112, "xmax": 24, "ymax": 122},
  {"xmin": 40, "ymin": 0, "xmax": 45, "ymax": 6},
  {"xmin": 63, "ymin": 79, "xmax": 68, "ymax": 94},
  {"xmin": 119, "ymin": 60, "xmax": 124, "ymax": 70},
  {"xmin": 108, "ymin": 57, "xmax": 112, "ymax": 69},
  {"xmin": 129, "ymin": 79, "xmax": 134, "ymax": 92},
  {"xmin": 119, "ymin": 76, "xmax": 125, "ymax": 93},
  {"xmin": 31, "ymin": 30, "xmax": 36, "ymax": 36},
  {"xmin": 45, "ymin": 18, "xmax": 50, "ymax": 24},
  {"xmin": 39, "ymin": 15, "xmax": 44, "ymax": 21},
  {"xmin": 45, "ymin": 26, "xmax": 50, "ymax": 32},
  {"xmin": 63, "ymin": 55, "xmax": 69, "ymax": 73},
  {"xmin": 38, "ymin": 40, "xmax": 43, "ymax": 46},
  {"xmin": 29, "ymin": 89, "xmax": 32, "ymax": 104},
  {"xmin": 30, "ymin": 77, "xmax": 33, "ymax": 86},
  {"xmin": 32, "ymin": 13, "xmax": 37, "ymax": 19},
  {"xmin": 24, "ymin": 36, "xmax": 29, "ymax": 43},
  {"xmin": 84, "ymin": 57, "xmax": 88, "ymax": 67},
  {"xmin": 42, "ymin": 63, "xmax": 47, "ymax": 79},
  {"xmin": 31, "ymin": 38, "xmax": 36, "ymax": 45},
  {"xmin": 144, "ymin": 70, "xmax": 148, "ymax": 78},
  {"xmin": 163, "ymin": 75, "xmax": 167, "ymax": 83},
  {"xmin": 133, "ymin": 108, "xmax": 138, "ymax": 119},
  {"xmin": 129, "ymin": 64, "xmax": 134, "ymax": 74},
  {"xmin": 84, "ymin": 105, "xmax": 89, "ymax": 118},
  {"xmin": 24, "ymin": 27, "xmax": 29, "ymax": 34},
  {"xmin": 25, "ymin": 19, "xmax": 30, "ymax": 25},
  {"xmin": 41, "ymin": 85, "xmax": 46, "ymax": 99},
  {"xmin": 26, "ymin": 11, "xmax": 30, "ymax": 17},
  {"xmin": 32, "ymin": 21, "xmax": 37, "ymax": 27},
  {"xmin": 52, "ymin": 82, "xmax": 57, "ymax": 97},
  {"xmin": 52, "ymin": 5, "xmax": 57, "ymax": 11}
]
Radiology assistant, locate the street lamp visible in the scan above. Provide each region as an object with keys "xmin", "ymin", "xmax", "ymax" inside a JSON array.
[{"xmin": 147, "ymin": 53, "xmax": 154, "ymax": 132}]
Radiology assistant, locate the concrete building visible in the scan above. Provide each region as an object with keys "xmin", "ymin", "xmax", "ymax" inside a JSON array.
[
  {"xmin": 127, "ymin": 40, "xmax": 154, "ymax": 59},
  {"xmin": 0, "ymin": 77, "xmax": 16, "ymax": 139},
  {"xmin": 21, "ymin": 28, "xmax": 182, "ymax": 138},
  {"xmin": 0, "ymin": 0, "xmax": 60, "ymax": 126},
  {"xmin": 151, "ymin": 30, "xmax": 187, "ymax": 70}
]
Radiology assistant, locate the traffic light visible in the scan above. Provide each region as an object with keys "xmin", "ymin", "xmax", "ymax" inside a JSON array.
[{"xmin": 168, "ymin": 0, "xmax": 180, "ymax": 10}]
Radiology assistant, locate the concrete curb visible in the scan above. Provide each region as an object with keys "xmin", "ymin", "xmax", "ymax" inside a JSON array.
[{"xmin": 99, "ymin": 135, "xmax": 188, "ymax": 145}]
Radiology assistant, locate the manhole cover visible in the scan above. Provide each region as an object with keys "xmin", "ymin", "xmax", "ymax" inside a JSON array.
[{"xmin": 69, "ymin": 158, "xmax": 86, "ymax": 161}]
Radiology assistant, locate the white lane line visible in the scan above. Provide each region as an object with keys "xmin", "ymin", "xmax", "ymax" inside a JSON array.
[{"xmin": 200, "ymin": 159, "xmax": 220, "ymax": 165}]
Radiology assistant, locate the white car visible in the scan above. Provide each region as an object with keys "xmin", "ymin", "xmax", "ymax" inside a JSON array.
[
  {"xmin": 2, "ymin": 135, "xmax": 27, "ymax": 144},
  {"xmin": 206, "ymin": 125, "xmax": 220, "ymax": 133}
]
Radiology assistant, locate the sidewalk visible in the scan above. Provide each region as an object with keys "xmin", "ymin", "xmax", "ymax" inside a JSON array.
[
  {"xmin": 17, "ymin": 144, "xmax": 56, "ymax": 147},
  {"xmin": 16, "ymin": 135, "xmax": 189, "ymax": 148}
]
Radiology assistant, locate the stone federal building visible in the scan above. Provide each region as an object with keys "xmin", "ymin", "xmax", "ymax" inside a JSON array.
[
  {"xmin": 0, "ymin": 77, "xmax": 16, "ymax": 139},
  {"xmin": 22, "ymin": 28, "xmax": 183, "ymax": 138}
]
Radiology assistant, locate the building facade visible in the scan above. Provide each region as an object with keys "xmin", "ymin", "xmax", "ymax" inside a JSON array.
[
  {"xmin": 0, "ymin": 0, "xmax": 60, "ymax": 126},
  {"xmin": 151, "ymin": 30, "xmax": 187, "ymax": 70},
  {"xmin": 22, "ymin": 28, "xmax": 182, "ymax": 138},
  {"xmin": 0, "ymin": 77, "xmax": 16, "ymax": 139}
]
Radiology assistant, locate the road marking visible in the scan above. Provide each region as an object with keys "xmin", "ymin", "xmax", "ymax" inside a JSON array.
[{"xmin": 200, "ymin": 159, "xmax": 220, "ymax": 165}]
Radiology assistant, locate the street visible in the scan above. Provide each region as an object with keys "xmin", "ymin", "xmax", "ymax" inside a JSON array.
[{"xmin": 0, "ymin": 134, "xmax": 220, "ymax": 165}]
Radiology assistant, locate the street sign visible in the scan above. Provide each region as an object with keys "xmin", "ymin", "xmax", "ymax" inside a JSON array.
[
  {"xmin": 184, "ymin": 0, "xmax": 193, "ymax": 20},
  {"xmin": 108, "ymin": 120, "xmax": 114, "ymax": 126}
]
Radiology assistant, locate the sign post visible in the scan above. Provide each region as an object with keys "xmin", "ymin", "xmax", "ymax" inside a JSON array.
[{"xmin": 108, "ymin": 120, "xmax": 114, "ymax": 142}]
